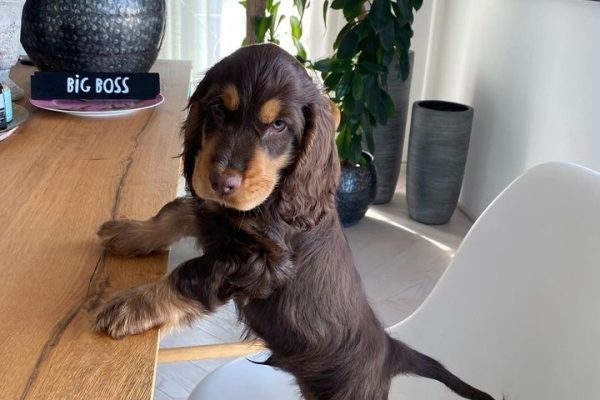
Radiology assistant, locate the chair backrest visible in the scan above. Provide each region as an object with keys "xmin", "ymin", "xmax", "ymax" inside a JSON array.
[{"xmin": 389, "ymin": 162, "xmax": 600, "ymax": 400}]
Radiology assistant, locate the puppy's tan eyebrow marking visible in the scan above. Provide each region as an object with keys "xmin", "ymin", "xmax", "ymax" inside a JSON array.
[
  {"xmin": 258, "ymin": 98, "xmax": 281, "ymax": 124},
  {"xmin": 222, "ymin": 83, "xmax": 240, "ymax": 111}
]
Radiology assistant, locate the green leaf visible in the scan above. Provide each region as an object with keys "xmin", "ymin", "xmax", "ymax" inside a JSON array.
[
  {"xmin": 348, "ymin": 112, "xmax": 362, "ymax": 125},
  {"xmin": 368, "ymin": 113, "xmax": 377, "ymax": 126},
  {"xmin": 368, "ymin": 0, "xmax": 388, "ymax": 28},
  {"xmin": 342, "ymin": 92, "xmax": 358, "ymax": 116},
  {"xmin": 292, "ymin": 37, "xmax": 307, "ymax": 60},
  {"xmin": 360, "ymin": 60, "xmax": 387, "ymax": 74},
  {"xmin": 314, "ymin": 58, "xmax": 333, "ymax": 72},
  {"xmin": 398, "ymin": 48, "xmax": 410, "ymax": 81},
  {"xmin": 391, "ymin": 2, "xmax": 408, "ymax": 24},
  {"xmin": 343, "ymin": 2, "xmax": 364, "ymax": 20},
  {"xmin": 358, "ymin": 35, "xmax": 380, "ymax": 61},
  {"xmin": 369, "ymin": 0, "xmax": 396, "ymax": 51},
  {"xmin": 381, "ymin": 47, "xmax": 394, "ymax": 66},
  {"xmin": 323, "ymin": 0, "xmax": 329, "ymax": 28},
  {"xmin": 270, "ymin": 2, "xmax": 280, "ymax": 23},
  {"xmin": 351, "ymin": 72, "xmax": 364, "ymax": 100},
  {"xmin": 254, "ymin": 16, "xmax": 271, "ymax": 42},
  {"xmin": 314, "ymin": 58, "xmax": 341, "ymax": 73},
  {"xmin": 412, "ymin": 0, "xmax": 423, "ymax": 11},
  {"xmin": 333, "ymin": 23, "xmax": 354, "ymax": 50},
  {"xmin": 402, "ymin": 0, "xmax": 414, "ymax": 24},
  {"xmin": 381, "ymin": 89, "xmax": 395, "ymax": 119},
  {"xmin": 331, "ymin": 0, "xmax": 364, "ymax": 10},
  {"xmin": 363, "ymin": 73, "xmax": 375, "ymax": 86},
  {"xmin": 294, "ymin": 0, "xmax": 308, "ymax": 18},
  {"xmin": 323, "ymin": 72, "xmax": 343, "ymax": 90},
  {"xmin": 336, "ymin": 71, "xmax": 353, "ymax": 98},
  {"xmin": 336, "ymin": 126, "xmax": 351, "ymax": 160},
  {"xmin": 363, "ymin": 114, "xmax": 375, "ymax": 154},
  {"xmin": 349, "ymin": 133, "xmax": 363, "ymax": 164},
  {"xmin": 290, "ymin": 16, "xmax": 302, "ymax": 38},
  {"xmin": 394, "ymin": 18, "xmax": 411, "ymax": 50},
  {"xmin": 354, "ymin": 18, "xmax": 372, "ymax": 39},
  {"xmin": 378, "ymin": 19, "xmax": 395, "ymax": 51},
  {"xmin": 276, "ymin": 15, "xmax": 286, "ymax": 31},
  {"xmin": 366, "ymin": 88, "xmax": 386, "ymax": 125},
  {"xmin": 374, "ymin": 90, "xmax": 390, "ymax": 124},
  {"xmin": 337, "ymin": 30, "xmax": 360, "ymax": 59},
  {"xmin": 239, "ymin": 0, "xmax": 247, "ymax": 8}
]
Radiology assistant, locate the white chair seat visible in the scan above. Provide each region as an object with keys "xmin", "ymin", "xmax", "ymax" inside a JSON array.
[
  {"xmin": 189, "ymin": 162, "xmax": 600, "ymax": 400},
  {"xmin": 188, "ymin": 355, "xmax": 301, "ymax": 400}
]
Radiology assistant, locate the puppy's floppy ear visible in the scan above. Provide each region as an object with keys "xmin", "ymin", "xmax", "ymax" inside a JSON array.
[
  {"xmin": 181, "ymin": 76, "xmax": 213, "ymax": 195},
  {"xmin": 278, "ymin": 97, "xmax": 340, "ymax": 229},
  {"xmin": 329, "ymin": 99, "xmax": 341, "ymax": 130}
]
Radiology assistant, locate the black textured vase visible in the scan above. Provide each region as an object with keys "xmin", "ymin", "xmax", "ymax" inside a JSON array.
[
  {"xmin": 372, "ymin": 51, "xmax": 414, "ymax": 204},
  {"xmin": 21, "ymin": 0, "xmax": 166, "ymax": 72},
  {"xmin": 337, "ymin": 152, "xmax": 377, "ymax": 227},
  {"xmin": 406, "ymin": 101, "xmax": 474, "ymax": 225}
]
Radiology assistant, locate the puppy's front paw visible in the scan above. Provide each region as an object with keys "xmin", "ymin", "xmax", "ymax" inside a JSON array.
[
  {"xmin": 95, "ymin": 286, "xmax": 164, "ymax": 339},
  {"xmin": 97, "ymin": 219, "xmax": 156, "ymax": 257}
]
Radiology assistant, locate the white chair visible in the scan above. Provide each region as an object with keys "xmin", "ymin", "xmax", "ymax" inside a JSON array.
[{"xmin": 181, "ymin": 162, "xmax": 600, "ymax": 400}]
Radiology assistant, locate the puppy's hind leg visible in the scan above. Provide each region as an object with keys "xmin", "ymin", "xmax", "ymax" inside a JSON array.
[{"xmin": 98, "ymin": 197, "xmax": 200, "ymax": 257}]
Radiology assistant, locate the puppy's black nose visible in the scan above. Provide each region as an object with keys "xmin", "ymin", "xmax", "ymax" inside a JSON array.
[{"xmin": 209, "ymin": 171, "xmax": 242, "ymax": 196}]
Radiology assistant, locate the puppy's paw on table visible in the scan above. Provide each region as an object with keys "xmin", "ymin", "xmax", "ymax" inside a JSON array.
[
  {"xmin": 95, "ymin": 285, "xmax": 164, "ymax": 339},
  {"xmin": 97, "ymin": 219, "xmax": 160, "ymax": 257}
]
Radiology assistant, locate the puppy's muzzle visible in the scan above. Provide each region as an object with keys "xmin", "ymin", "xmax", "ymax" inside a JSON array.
[{"xmin": 209, "ymin": 170, "xmax": 243, "ymax": 196}]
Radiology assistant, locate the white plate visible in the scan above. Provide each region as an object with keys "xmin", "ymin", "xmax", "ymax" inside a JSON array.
[{"xmin": 30, "ymin": 95, "xmax": 164, "ymax": 117}]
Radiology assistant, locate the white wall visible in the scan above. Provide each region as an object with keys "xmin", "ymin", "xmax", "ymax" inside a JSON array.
[
  {"xmin": 408, "ymin": 1, "xmax": 437, "ymax": 109},
  {"xmin": 414, "ymin": 0, "xmax": 600, "ymax": 218}
]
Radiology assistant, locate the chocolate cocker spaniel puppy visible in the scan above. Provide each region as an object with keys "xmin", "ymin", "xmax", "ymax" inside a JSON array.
[{"xmin": 96, "ymin": 44, "xmax": 494, "ymax": 400}]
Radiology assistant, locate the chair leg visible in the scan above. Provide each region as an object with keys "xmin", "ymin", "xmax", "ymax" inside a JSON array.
[{"xmin": 157, "ymin": 341, "xmax": 266, "ymax": 363}]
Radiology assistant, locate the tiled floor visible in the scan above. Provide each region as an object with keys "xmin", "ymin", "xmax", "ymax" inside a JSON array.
[{"xmin": 154, "ymin": 166, "xmax": 473, "ymax": 400}]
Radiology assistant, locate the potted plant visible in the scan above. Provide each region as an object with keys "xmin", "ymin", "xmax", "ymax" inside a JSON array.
[
  {"xmin": 241, "ymin": 0, "xmax": 308, "ymax": 62},
  {"xmin": 314, "ymin": 0, "xmax": 422, "ymax": 224}
]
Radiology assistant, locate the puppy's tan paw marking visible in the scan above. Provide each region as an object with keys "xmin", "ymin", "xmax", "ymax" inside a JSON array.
[
  {"xmin": 95, "ymin": 286, "xmax": 163, "ymax": 339},
  {"xmin": 97, "ymin": 219, "xmax": 154, "ymax": 257}
]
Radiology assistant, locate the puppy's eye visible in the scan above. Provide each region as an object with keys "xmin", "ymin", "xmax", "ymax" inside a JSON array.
[
  {"xmin": 271, "ymin": 120, "xmax": 287, "ymax": 132},
  {"xmin": 211, "ymin": 102, "xmax": 225, "ymax": 116}
]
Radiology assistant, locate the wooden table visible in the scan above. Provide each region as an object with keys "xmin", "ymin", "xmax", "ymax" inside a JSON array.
[{"xmin": 0, "ymin": 60, "xmax": 191, "ymax": 400}]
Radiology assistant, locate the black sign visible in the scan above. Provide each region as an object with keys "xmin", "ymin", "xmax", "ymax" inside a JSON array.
[{"xmin": 31, "ymin": 72, "xmax": 161, "ymax": 100}]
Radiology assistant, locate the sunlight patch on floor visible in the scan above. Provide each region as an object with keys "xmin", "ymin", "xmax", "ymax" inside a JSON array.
[{"xmin": 366, "ymin": 209, "xmax": 454, "ymax": 253}]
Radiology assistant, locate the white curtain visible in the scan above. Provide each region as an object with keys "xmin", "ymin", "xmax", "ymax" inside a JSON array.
[
  {"xmin": 303, "ymin": 1, "xmax": 346, "ymax": 60},
  {"xmin": 158, "ymin": 0, "xmax": 245, "ymax": 86},
  {"xmin": 159, "ymin": 0, "xmax": 346, "ymax": 88}
]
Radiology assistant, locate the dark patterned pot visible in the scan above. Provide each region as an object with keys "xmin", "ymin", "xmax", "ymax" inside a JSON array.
[
  {"xmin": 337, "ymin": 152, "xmax": 377, "ymax": 227},
  {"xmin": 20, "ymin": 0, "xmax": 165, "ymax": 72}
]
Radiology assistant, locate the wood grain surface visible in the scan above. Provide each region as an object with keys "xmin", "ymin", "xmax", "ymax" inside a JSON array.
[{"xmin": 0, "ymin": 60, "xmax": 191, "ymax": 400}]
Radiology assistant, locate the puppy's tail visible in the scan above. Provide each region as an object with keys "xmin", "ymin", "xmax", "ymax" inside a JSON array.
[{"xmin": 388, "ymin": 337, "xmax": 496, "ymax": 400}]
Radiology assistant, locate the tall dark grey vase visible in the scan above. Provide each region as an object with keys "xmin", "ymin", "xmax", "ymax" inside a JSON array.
[
  {"xmin": 372, "ymin": 51, "xmax": 414, "ymax": 204},
  {"xmin": 406, "ymin": 100, "xmax": 474, "ymax": 225}
]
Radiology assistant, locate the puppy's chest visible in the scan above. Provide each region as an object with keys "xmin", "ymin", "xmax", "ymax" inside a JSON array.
[
  {"xmin": 201, "ymin": 212, "xmax": 289, "ymax": 253},
  {"xmin": 202, "ymin": 214, "xmax": 297, "ymax": 301}
]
